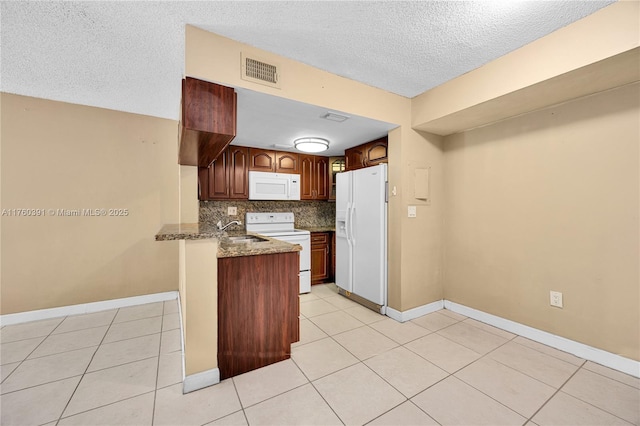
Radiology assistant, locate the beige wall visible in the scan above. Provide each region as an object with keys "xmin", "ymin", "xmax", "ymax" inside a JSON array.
[
  {"xmin": 0, "ymin": 93, "xmax": 180, "ymax": 314},
  {"xmin": 398, "ymin": 130, "xmax": 445, "ymax": 308},
  {"xmin": 442, "ymin": 83, "xmax": 640, "ymax": 360},
  {"xmin": 185, "ymin": 26, "xmax": 446, "ymax": 312}
]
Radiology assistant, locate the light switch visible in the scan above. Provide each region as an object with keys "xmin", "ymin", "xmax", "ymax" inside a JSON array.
[{"xmin": 408, "ymin": 206, "xmax": 417, "ymax": 218}]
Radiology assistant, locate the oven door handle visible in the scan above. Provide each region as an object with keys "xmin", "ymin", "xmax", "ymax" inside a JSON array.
[
  {"xmin": 259, "ymin": 234, "xmax": 309, "ymax": 244},
  {"xmin": 278, "ymin": 237, "xmax": 308, "ymax": 244}
]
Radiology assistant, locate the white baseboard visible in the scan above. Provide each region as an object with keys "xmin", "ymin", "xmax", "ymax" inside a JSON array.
[
  {"xmin": 386, "ymin": 299, "xmax": 444, "ymax": 322},
  {"xmin": 444, "ymin": 301, "xmax": 640, "ymax": 379},
  {"xmin": 183, "ymin": 368, "xmax": 220, "ymax": 394},
  {"xmin": 0, "ymin": 291, "xmax": 179, "ymax": 326}
]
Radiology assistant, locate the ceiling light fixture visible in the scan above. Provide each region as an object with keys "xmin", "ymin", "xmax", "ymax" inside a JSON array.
[
  {"xmin": 294, "ymin": 137, "xmax": 329, "ymax": 153},
  {"xmin": 321, "ymin": 112, "xmax": 350, "ymax": 122}
]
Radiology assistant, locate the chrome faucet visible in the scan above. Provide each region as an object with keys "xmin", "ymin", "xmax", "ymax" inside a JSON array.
[{"xmin": 217, "ymin": 220, "xmax": 242, "ymax": 231}]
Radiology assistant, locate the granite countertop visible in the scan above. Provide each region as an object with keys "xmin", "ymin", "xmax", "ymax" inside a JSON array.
[
  {"xmin": 299, "ymin": 226, "xmax": 336, "ymax": 233},
  {"xmin": 217, "ymin": 230, "xmax": 301, "ymax": 258},
  {"xmin": 155, "ymin": 224, "xmax": 301, "ymax": 258},
  {"xmin": 155, "ymin": 223, "xmax": 222, "ymax": 241}
]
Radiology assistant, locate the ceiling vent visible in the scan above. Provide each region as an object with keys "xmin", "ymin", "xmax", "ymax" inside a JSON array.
[
  {"xmin": 322, "ymin": 112, "xmax": 350, "ymax": 122},
  {"xmin": 241, "ymin": 53, "xmax": 281, "ymax": 89}
]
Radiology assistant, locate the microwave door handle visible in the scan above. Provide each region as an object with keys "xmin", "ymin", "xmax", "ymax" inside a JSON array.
[{"xmin": 287, "ymin": 179, "xmax": 291, "ymax": 199}]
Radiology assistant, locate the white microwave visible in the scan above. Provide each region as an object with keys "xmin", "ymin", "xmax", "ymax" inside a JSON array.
[{"xmin": 249, "ymin": 171, "xmax": 301, "ymax": 201}]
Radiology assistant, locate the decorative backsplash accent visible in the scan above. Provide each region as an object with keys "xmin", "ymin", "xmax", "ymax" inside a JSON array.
[{"xmin": 200, "ymin": 200, "xmax": 335, "ymax": 229}]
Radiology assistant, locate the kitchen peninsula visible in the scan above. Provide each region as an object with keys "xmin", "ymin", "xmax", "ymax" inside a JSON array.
[{"xmin": 155, "ymin": 223, "xmax": 301, "ymax": 388}]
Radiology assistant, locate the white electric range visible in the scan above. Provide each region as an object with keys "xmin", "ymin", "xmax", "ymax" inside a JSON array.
[{"xmin": 245, "ymin": 212, "xmax": 311, "ymax": 293}]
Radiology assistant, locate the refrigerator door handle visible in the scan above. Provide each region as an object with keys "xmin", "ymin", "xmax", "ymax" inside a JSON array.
[
  {"xmin": 345, "ymin": 203, "xmax": 352, "ymax": 244},
  {"xmin": 349, "ymin": 205, "xmax": 356, "ymax": 245}
]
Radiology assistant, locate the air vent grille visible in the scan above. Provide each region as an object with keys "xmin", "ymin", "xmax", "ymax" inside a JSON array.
[
  {"xmin": 246, "ymin": 58, "xmax": 277, "ymax": 83},
  {"xmin": 241, "ymin": 53, "xmax": 281, "ymax": 88}
]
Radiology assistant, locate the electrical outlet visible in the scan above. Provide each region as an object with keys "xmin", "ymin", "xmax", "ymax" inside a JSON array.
[
  {"xmin": 408, "ymin": 206, "xmax": 417, "ymax": 218},
  {"xmin": 228, "ymin": 206, "xmax": 237, "ymax": 216},
  {"xmin": 550, "ymin": 291, "xmax": 563, "ymax": 308}
]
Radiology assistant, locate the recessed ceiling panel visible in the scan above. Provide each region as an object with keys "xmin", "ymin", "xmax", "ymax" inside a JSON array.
[{"xmin": 232, "ymin": 87, "xmax": 397, "ymax": 156}]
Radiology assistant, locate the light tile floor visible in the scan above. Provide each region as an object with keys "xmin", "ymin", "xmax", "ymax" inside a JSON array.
[{"xmin": 1, "ymin": 284, "xmax": 638, "ymax": 426}]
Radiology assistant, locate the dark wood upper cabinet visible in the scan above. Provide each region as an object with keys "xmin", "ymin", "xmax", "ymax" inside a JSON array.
[
  {"xmin": 345, "ymin": 146, "xmax": 366, "ymax": 171},
  {"xmin": 249, "ymin": 149, "xmax": 300, "ymax": 174},
  {"xmin": 179, "ymin": 77, "xmax": 237, "ymax": 167},
  {"xmin": 249, "ymin": 148, "xmax": 276, "ymax": 172},
  {"xmin": 345, "ymin": 136, "xmax": 388, "ymax": 171},
  {"xmin": 315, "ymin": 156, "xmax": 329, "ymax": 199},
  {"xmin": 365, "ymin": 137, "xmax": 389, "ymax": 166},
  {"xmin": 300, "ymin": 155, "xmax": 314, "ymax": 199},
  {"xmin": 227, "ymin": 146, "xmax": 250, "ymax": 199},
  {"xmin": 275, "ymin": 152, "xmax": 300, "ymax": 174},
  {"xmin": 329, "ymin": 157, "xmax": 346, "ymax": 201},
  {"xmin": 199, "ymin": 148, "xmax": 229, "ymax": 200},
  {"xmin": 300, "ymin": 154, "xmax": 329, "ymax": 200},
  {"xmin": 198, "ymin": 146, "xmax": 249, "ymax": 200}
]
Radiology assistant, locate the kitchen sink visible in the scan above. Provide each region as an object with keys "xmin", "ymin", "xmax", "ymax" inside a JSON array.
[{"xmin": 227, "ymin": 235, "xmax": 268, "ymax": 244}]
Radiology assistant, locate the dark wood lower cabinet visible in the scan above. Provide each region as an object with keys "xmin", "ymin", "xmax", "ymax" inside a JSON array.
[
  {"xmin": 217, "ymin": 252, "xmax": 299, "ymax": 379},
  {"xmin": 311, "ymin": 232, "xmax": 331, "ymax": 284}
]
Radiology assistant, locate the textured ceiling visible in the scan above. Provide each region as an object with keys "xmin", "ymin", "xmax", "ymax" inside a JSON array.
[{"xmin": 1, "ymin": 1, "xmax": 614, "ymax": 121}]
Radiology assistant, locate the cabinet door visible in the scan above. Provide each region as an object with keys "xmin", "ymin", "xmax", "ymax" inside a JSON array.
[
  {"xmin": 198, "ymin": 167, "xmax": 209, "ymax": 200},
  {"xmin": 300, "ymin": 154, "xmax": 315, "ymax": 200},
  {"xmin": 365, "ymin": 137, "xmax": 388, "ymax": 166},
  {"xmin": 228, "ymin": 146, "xmax": 249, "ymax": 199},
  {"xmin": 206, "ymin": 151, "xmax": 230, "ymax": 199},
  {"xmin": 301, "ymin": 155, "xmax": 329, "ymax": 200},
  {"xmin": 249, "ymin": 148, "xmax": 275, "ymax": 172},
  {"xmin": 315, "ymin": 156, "xmax": 330, "ymax": 200},
  {"xmin": 275, "ymin": 152, "xmax": 300, "ymax": 174},
  {"xmin": 311, "ymin": 233, "xmax": 330, "ymax": 284},
  {"xmin": 329, "ymin": 157, "xmax": 345, "ymax": 201},
  {"xmin": 345, "ymin": 146, "xmax": 365, "ymax": 171},
  {"xmin": 198, "ymin": 146, "xmax": 248, "ymax": 200},
  {"xmin": 218, "ymin": 252, "xmax": 298, "ymax": 379},
  {"xmin": 180, "ymin": 78, "xmax": 237, "ymax": 167}
]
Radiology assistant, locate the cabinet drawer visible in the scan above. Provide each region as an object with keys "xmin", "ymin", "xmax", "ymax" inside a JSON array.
[{"xmin": 311, "ymin": 233, "xmax": 329, "ymax": 244}]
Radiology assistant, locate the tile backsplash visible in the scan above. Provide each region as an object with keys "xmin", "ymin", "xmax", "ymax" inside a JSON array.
[{"xmin": 200, "ymin": 200, "xmax": 335, "ymax": 229}]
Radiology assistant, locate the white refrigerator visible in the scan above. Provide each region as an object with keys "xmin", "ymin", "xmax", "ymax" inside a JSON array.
[{"xmin": 335, "ymin": 163, "xmax": 387, "ymax": 312}]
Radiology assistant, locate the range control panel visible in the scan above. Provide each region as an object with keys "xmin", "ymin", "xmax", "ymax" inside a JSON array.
[{"xmin": 245, "ymin": 212, "xmax": 295, "ymax": 225}]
